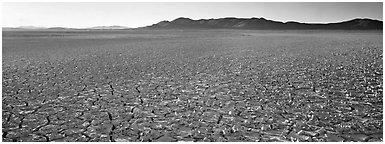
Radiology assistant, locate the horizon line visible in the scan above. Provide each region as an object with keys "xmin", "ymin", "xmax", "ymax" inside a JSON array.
[{"xmin": 3, "ymin": 17, "xmax": 383, "ymax": 29}]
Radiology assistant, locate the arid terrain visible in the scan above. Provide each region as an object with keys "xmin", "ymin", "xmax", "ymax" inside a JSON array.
[{"xmin": 2, "ymin": 30, "xmax": 383, "ymax": 142}]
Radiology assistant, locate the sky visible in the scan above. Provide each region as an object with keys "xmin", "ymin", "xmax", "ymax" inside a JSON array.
[{"xmin": 2, "ymin": 2, "xmax": 383, "ymax": 28}]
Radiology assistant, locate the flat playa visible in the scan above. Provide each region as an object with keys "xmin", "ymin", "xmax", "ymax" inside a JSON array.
[{"xmin": 2, "ymin": 29, "xmax": 383, "ymax": 142}]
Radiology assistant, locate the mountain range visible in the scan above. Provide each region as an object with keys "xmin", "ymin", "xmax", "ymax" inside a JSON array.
[
  {"xmin": 3, "ymin": 25, "xmax": 130, "ymax": 30},
  {"xmin": 145, "ymin": 17, "xmax": 383, "ymax": 30},
  {"xmin": 3, "ymin": 17, "xmax": 382, "ymax": 30}
]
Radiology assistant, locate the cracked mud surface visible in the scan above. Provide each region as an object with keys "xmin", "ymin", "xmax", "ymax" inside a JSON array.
[{"xmin": 2, "ymin": 30, "xmax": 383, "ymax": 142}]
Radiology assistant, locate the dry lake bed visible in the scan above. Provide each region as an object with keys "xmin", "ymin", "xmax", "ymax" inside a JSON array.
[{"xmin": 2, "ymin": 29, "xmax": 383, "ymax": 142}]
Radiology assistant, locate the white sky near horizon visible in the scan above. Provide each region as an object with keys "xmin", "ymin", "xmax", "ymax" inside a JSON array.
[{"xmin": 2, "ymin": 2, "xmax": 383, "ymax": 28}]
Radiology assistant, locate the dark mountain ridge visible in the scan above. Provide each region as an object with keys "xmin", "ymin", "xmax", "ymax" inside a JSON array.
[{"xmin": 145, "ymin": 17, "xmax": 383, "ymax": 30}]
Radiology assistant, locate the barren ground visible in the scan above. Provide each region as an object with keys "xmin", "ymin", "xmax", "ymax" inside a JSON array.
[{"xmin": 2, "ymin": 30, "xmax": 383, "ymax": 142}]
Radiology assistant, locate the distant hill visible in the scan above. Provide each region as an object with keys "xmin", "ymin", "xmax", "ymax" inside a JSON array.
[
  {"xmin": 3, "ymin": 26, "xmax": 48, "ymax": 30},
  {"xmin": 3, "ymin": 25, "xmax": 130, "ymax": 30},
  {"xmin": 144, "ymin": 17, "xmax": 383, "ymax": 30},
  {"xmin": 87, "ymin": 26, "xmax": 130, "ymax": 29},
  {"xmin": 47, "ymin": 27, "xmax": 71, "ymax": 30},
  {"xmin": 16, "ymin": 26, "xmax": 48, "ymax": 29}
]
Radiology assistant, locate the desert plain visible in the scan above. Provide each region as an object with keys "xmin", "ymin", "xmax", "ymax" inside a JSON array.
[{"xmin": 2, "ymin": 29, "xmax": 383, "ymax": 142}]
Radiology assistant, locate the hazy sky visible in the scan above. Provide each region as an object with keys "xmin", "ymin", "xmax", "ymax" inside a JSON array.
[{"xmin": 2, "ymin": 2, "xmax": 383, "ymax": 28}]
